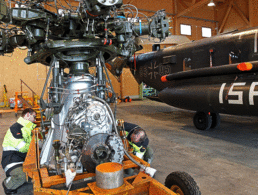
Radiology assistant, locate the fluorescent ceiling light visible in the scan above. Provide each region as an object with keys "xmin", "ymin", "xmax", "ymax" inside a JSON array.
[{"xmin": 208, "ymin": 0, "xmax": 215, "ymax": 6}]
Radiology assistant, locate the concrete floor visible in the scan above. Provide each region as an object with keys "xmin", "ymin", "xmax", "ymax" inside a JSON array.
[{"xmin": 1, "ymin": 99, "xmax": 258, "ymax": 194}]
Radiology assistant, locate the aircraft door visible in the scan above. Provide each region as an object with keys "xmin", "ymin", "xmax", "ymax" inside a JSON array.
[{"xmin": 192, "ymin": 47, "xmax": 209, "ymax": 69}]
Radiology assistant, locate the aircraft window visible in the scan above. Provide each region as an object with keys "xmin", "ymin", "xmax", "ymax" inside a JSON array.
[
  {"xmin": 229, "ymin": 51, "xmax": 240, "ymax": 64},
  {"xmin": 183, "ymin": 58, "xmax": 191, "ymax": 71},
  {"xmin": 202, "ymin": 27, "xmax": 212, "ymax": 38},
  {"xmin": 163, "ymin": 55, "xmax": 176, "ymax": 64},
  {"xmin": 180, "ymin": 24, "xmax": 191, "ymax": 35},
  {"xmin": 152, "ymin": 44, "xmax": 160, "ymax": 51}
]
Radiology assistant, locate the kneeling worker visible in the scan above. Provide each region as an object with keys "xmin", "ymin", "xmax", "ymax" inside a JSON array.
[
  {"xmin": 124, "ymin": 122, "xmax": 153, "ymax": 164},
  {"xmin": 1, "ymin": 108, "xmax": 37, "ymax": 195}
]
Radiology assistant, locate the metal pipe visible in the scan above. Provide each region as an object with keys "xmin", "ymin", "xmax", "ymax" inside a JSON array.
[
  {"xmin": 100, "ymin": 53, "xmax": 117, "ymax": 118},
  {"xmin": 40, "ymin": 56, "xmax": 55, "ymax": 102},
  {"xmin": 254, "ymin": 32, "xmax": 257, "ymax": 53},
  {"xmin": 39, "ymin": 57, "xmax": 55, "ymax": 140},
  {"xmin": 36, "ymin": 129, "xmax": 40, "ymax": 169},
  {"xmin": 20, "ymin": 80, "xmax": 37, "ymax": 95},
  {"xmin": 137, "ymin": 8, "xmax": 218, "ymax": 23}
]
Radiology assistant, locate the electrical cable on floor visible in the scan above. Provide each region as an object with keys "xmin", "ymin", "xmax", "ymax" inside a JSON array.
[{"xmin": 66, "ymin": 182, "xmax": 72, "ymax": 195}]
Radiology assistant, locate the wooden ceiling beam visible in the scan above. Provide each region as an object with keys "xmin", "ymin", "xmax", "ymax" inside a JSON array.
[
  {"xmin": 173, "ymin": 0, "xmax": 178, "ymax": 35},
  {"xmin": 174, "ymin": 0, "xmax": 178, "ymax": 14},
  {"xmin": 179, "ymin": 0, "xmax": 189, "ymax": 9},
  {"xmin": 232, "ymin": 1, "xmax": 250, "ymax": 26},
  {"xmin": 219, "ymin": 1, "xmax": 233, "ymax": 33},
  {"xmin": 176, "ymin": 0, "xmax": 210, "ymax": 18}
]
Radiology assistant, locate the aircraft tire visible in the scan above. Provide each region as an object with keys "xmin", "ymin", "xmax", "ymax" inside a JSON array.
[
  {"xmin": 193, "ymin": 111, "xmax": 212, "ymax": 130},
  {"xmin": 165, "ymin": 171, "xmax": 201, "ymax": 195},
  {"xmin": 210, "ymin": 113, "xmax": 220, "ymax": 129}
]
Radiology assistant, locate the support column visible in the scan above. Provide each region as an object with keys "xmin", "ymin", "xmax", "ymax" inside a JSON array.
[{"xmin": 173, "ymin": 0, "xmax": 178, "ymax": 35}]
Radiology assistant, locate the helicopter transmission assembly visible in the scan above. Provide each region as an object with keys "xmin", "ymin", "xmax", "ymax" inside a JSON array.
[{"xmin": 0, "ymin": 0, "xmax": 170, "ymax": 175}]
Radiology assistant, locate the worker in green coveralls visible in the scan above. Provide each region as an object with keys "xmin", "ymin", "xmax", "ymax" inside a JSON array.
[
  {"xmin": 1, "ymin": 108, "xmax": 36, "ymax": 195},
  {"xmin": 124, "ymin": 122, "xmax": 153, "ymax": 164}
]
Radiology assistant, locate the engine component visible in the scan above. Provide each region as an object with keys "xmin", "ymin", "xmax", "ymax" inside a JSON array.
[
  {"xmin": 66, "ymin": 99, "xmax": 113, "ymax": 137},
  {"xmin": 81, "ymin": 133, "xmax": 124, "ymax": 173},
  {"xmin": 0, "ymin": 0, "xmax": 169, "ymax": 176},
  {"xmin": 96, "ymin": 162, "xmax": 124, "ymax": 189}
]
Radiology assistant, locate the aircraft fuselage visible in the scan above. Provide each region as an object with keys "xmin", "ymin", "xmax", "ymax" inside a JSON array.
[{"xmin": 128, "ymin": 27, "xmax": 258, "ymax": 129}]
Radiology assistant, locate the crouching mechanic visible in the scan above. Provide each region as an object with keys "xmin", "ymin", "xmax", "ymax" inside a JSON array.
[
  {"xmin": 1, "ymin": 108, "xmax": 37, "ymax": 195},
  {"xmin": 124, "ymin": 122, "xmax": 153, "ymax": 164}
]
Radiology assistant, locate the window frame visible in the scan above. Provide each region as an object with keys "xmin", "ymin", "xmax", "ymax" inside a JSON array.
[
  {"xmin": 202, "ymin": 27, "xmax": 212, "ymax": 38},
  {"xmin": 180, "ymin": 24, "xmax": 192, "ymax": 36}
]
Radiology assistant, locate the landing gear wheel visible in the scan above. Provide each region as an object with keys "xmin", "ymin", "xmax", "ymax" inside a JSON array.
[
  {"xmin": 210, "ymin": 113, "xmax": 220, "ymax": 129},
  {"xmin": 165, "ymin": 171, "xmax": 201, "ymax": 195},
  {"xmin": 193, "ymin": 111, "xmax": 212, "ymax": 131}
]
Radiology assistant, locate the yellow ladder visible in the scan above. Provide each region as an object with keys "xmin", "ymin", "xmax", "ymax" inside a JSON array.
[{"xmin": 0, "ymin": 85, "xmax": 9, "ymax": 108}]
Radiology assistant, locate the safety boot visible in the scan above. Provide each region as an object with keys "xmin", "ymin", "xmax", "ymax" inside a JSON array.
[{"xmin": 2, "ymin": 181, "xmax": 17, "ymax": 195}]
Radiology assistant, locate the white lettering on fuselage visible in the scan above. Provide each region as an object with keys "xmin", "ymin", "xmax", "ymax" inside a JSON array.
[
  {"xmin": 219, "ymin": 83, "xmax": 226, "ymax": 104},
  {"xmin": 219, "ymin": 82, "xmax": 258, "ymax": 105},
  {"xmin": 228, "ymin": 83, "xmax": 246, "ymax": 104},
  {"xmin": 249, "ymin": 82, "xmax": 258, "ymax": 105}
]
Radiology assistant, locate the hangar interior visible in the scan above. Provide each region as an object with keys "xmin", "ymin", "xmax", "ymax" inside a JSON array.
[
  {"xmin": 0, "ymin": 0, "xmax": 258, "ymax": 195},
  {"xmin": 1, "ymin": 0, "xmax": 257, "ymax": 103}
]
